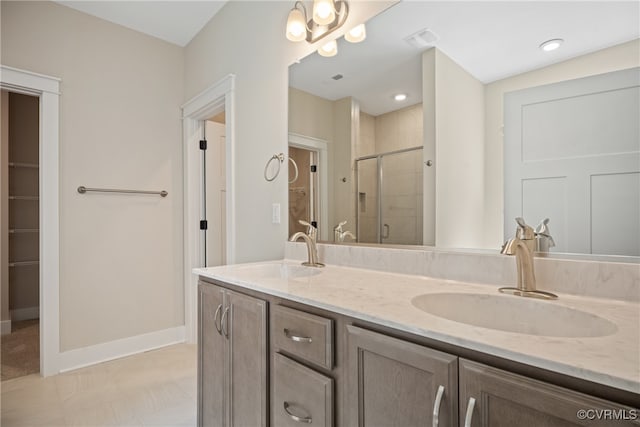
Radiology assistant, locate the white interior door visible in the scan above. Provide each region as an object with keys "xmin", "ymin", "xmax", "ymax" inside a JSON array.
[
  {"xmin": 504, "ymin": 67, "xmax": 640, "ymax": 256},
  {"xmin": 206, "ymin": 120, "xmax": 226, "ymax": 266}
]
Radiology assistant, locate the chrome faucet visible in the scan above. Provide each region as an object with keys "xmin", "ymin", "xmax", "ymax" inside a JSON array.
[
  {"xmin": 499, "ymin": 217, "xmax": 557, "ymax": 300},
  {"xmin": 334, "ymin": 220, "xmax": 356, "ymax": 243},
  {"xmin": 290, "ymin": 220, "xmax": 324, "ymax": 268}
]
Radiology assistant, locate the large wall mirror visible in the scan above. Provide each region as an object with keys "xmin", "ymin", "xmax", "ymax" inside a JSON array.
[{"xmin": 288, "ymin": 1, "xmax": 640, "ymax": 259}]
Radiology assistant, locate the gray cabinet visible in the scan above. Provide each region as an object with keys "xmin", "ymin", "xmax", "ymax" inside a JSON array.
[
  {"xmin": 198, "ymin": 282, "xmax": 268, "ymax": 427},
  {"xmin": 272, "ymin": 304, "xmax": 333, "ymax": 370},
  {"xmin": 346, "ymin": 325, "xmax": 459, "ymax": 427},
  {"xmin": 273, "ymin": 353, "xmax": 334, "ymax": 427},
  {"xmin": 459, "ymin": 359, "xmax": 640, "ymax": 427},
  {"xmin": 198, "ymin": 278, "xmax": 638, "ymax": 427}
]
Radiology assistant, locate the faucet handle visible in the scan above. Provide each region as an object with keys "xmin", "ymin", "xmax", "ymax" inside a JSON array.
[
  {"xmin": 514, "ymin": 217, "xmax": 535, "ymax": 240},
  {"xmin": 334, "ymin": 220, "xmax": 347, "ymax": 232}
]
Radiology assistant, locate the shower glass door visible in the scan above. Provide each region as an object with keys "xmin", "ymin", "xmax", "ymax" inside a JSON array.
[{"xmin": 356, "ymin": 147, "xmax": 423, "ymax": 245}]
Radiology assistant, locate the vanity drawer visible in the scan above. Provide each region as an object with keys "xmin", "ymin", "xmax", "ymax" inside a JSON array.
[
  {"xmin": 273, "ymin": 353, "xmax": 334, "ymax": 427},
  {"xmin": 272, "ymin": 305, "xmax": 334, "ymax": 370}
]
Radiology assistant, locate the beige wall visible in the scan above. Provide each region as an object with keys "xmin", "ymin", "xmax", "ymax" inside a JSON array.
[
  {"xmin": 430, "ymin": 49, "xmax": 485, "ymax": 249},
  {"xmin": 332, "ymin": 97, "xmax": 354, "ymax": 233},
  {"xmin": 289, "ymin": 87, "xmax": 334, "ymax": 142},
  {"xmin": 1, "ymin": 91, "xmax": 8, "ymax": 326},
  {"xmin": 374, "ymin": 103, "xmax": 423, "ymax": 153},
  {"xmin": 483, "ymin": 39, "xmax": 640, "ymax": 248},
  {"xmin": 186, "ymin": 1, "xmax": 394, "ymax": 261},
  {"xmin": 1, "ymin": 1, "xmax": 185, "ymax": 351}
]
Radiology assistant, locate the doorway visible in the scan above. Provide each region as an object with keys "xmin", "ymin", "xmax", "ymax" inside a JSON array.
[
  {"xmin": 204, "ymin": 113, "xmax": 227, "ymax": 267},
  {"xmin": 1, "ymin": 90, "xmax": 40, "ymax": 380},
  {"xmin": 288, "ymin": 146, "xmax": 318, "ymax": 236}
]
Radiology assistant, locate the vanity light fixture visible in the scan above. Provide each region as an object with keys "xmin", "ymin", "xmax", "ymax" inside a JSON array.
[
  {"xmin": 394, "ymin": 93, "xmax": 407, "ymax": 101},
  {"xmin": 539, "ymin": 38, "xmax": 564, "ymax": 52},
  {"xmin": 345, "ymin": 23, "xmax": 366, "ymax": 43},
  {"xmin": 285, "ymin": 0, "xmax": 366, "ymax": 57},
  {"xmin": 318, "ymin": 39, "xmax": 338, "ymax": 57}
]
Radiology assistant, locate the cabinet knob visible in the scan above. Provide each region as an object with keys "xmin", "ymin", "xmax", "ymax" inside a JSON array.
[{"xmin": 283, "ymin": 401, "xmax": 312, "ymax": 424}]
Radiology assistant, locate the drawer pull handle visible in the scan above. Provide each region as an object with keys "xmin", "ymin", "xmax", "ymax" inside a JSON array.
[
  {"xmin": 463, "ymin": 397, "xmax": 476, "ymax": 427},
  {"xmin": 213, "ymin": 304, "xmax": 223, "ymax": 335},
  {"xmin": 283, "ymin": 401, "xmax": 312, "ymax": 424},
  {"xmin": 284, "ymin": 329, "xmax": 313, "ymax": 343},
  {"xmin": 432, "ymin": 385, "xmax": 445, "ymax": 427},
  {"xmin": 221, "ymin": 307, "xmax": 230, "ymax": 338}
]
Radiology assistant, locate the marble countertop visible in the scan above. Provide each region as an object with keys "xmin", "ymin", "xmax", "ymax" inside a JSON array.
[{"xmin": 194, "ymin": 259, "xmax": 640, "ymax": 394}]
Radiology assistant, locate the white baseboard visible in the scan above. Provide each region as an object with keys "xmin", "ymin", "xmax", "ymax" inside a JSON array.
[
  {"xmin": 1, "ymin": 319, "xmax": 11, "ymax": 335},
  {"xmin": 58, "ymin": 326, "xmax": 185, "ymax": 373},
  {"xmin": 11, "ymin": 306, "xmax": 39, "ymax": 322}
]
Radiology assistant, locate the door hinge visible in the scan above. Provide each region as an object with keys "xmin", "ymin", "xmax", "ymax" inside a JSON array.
[
  {"xmin": 310, "ymin": 165, "xmax": 317, "ymax": 173},
  {"xmin": 200, "ymin": 220, "xmax": 208, "ymax": 230},
  {"xmin": 199, "ymin": 140, "xmax": 207, "ymax": 150}
]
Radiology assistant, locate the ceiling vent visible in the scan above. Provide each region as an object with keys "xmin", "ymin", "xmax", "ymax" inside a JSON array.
[{"xmin": 404, "ymin": 28, "xmax": 438, "ymax": 49}]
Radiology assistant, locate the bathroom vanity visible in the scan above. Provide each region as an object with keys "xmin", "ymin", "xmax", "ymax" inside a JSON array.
[{"xmin": 195, "ymin": 261, "xmax": 639, "ymax": 427}]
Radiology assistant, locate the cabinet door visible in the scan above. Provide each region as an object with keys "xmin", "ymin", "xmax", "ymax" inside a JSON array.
[
  {"xmin": 273, "ymin": 353, "xmax": 334, "ymax": 427},
  {"xmin": 226, "ymin": 289, "xmax": 268, "ymax": 427},
  {"xmin": 198, "ymin": 283, "xmax": 226, "ymax": 427},
  {"xmin": 459, "ymin": 359, "xmax": 640, "ymax": 427},
  {"xmin": 346, "ymin": 325, "xmax": 458, "ymax": 427}
]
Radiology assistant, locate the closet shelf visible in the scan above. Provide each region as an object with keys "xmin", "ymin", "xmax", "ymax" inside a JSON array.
[
  {"xmin": 9, "ymin": 229, "xmax": 39, "ymax": 234},
  {"xmin": 8, "ymin": 196, "xmax": 39, "ymax": 201},
  {"xmin": 8, "ymin": 260, "xmax": 39, "ymax": 267},
  {"xmin": 9, "ymin": 162, "xmax": 38, "ymax": 169}
]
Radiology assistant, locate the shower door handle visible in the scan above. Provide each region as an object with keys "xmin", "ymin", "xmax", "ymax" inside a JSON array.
[{"xmin": 382, "ymin": 223, "xmax": 390, "ymax": 239}]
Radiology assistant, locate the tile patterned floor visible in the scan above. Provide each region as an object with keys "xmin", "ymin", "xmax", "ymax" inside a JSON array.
[{"xmin": 0, "ymin": 344, "xmax": 197, "ymax": 427}]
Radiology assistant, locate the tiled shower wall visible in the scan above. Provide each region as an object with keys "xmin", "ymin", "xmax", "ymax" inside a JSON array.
[{"xmin": 356, "ymin": 104, "xmax": 424, "ymax": 244}]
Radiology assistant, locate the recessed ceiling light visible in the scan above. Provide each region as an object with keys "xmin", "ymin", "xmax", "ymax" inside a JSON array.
[
  {"xmin": 394, "ymin": 93, "xmax": 407, "ymax": 101},
  {"xmin": 539, "ymin": 38, "xmax": 564, "ymax": 52}
]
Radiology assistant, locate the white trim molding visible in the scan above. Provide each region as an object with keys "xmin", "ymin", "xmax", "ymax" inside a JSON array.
[
  {"xmin": 288, "ymin": 133, "xmax": 330, "ymax": 241},
  {"xmin": 11, "ymin": 306, "xmax": 40, "ymax": 322},
  {"xmin": 1, "ymin": 65, "xmax": 60, "ymax": 377},
  {"xmin": 58, "ymin": 326, "xmax": 185, "ymax": 373},
  {"xmin": 182, "ymin": 74, "xmax": 236, "ymax": 343},
  {"xmin": 1, "ymin": 319, "xmax": 11, "ymax": 336}
]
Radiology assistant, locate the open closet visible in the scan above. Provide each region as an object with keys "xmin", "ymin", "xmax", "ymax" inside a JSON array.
[{"xmin": 1, "ymin": 90, "xmax": 40, "ymax": 380}]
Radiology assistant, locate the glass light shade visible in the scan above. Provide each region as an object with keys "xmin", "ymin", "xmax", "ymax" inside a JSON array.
[
  {"xmin": 318, "ymin": 40, "xmax": 338, "ymax": 57},
  {"xmin": 345, "ymin": 24, "xmax": 366, "ymax": 43},
  {"xmin": 286, "ymin": 7, "xmax": 307, "ymax": 42},
  {"xmin": 313, "ymin": 0, "xmax": 336, "ymax": 25}
]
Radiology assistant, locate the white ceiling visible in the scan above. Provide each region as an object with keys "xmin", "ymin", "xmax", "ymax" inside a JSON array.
[
  {"xmin": 289, "ymin": 1, "xmax": 640, "ymax": 116},
  {"xmin": 55, "ymin": 1, "xmax": 228, "ymax": 46}
]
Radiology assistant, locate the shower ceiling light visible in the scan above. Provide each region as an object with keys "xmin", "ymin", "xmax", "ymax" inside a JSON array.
[
  {"xmin": 286, "ymin": 0, "xmax": 364, "ymax": 58},
  {"xmin": 539, "ymin": 38, "xmax": 564, "ymax": 52},
  {"xmin": 394, "ymin": 93, "xmax": 407, "ymax": 101}
]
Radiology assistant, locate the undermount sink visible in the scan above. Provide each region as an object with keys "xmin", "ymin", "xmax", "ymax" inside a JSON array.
[
  {"xmin": 236, "ymin": 263, "xmax": 323, "ymax": 280},
  {"xmin": 411, "ymin": 292, "xmax": 618, "ymax": 338}
]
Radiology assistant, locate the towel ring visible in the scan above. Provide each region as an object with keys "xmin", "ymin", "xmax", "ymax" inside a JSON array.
[
  {"xmin": 288, "ymin": 158, "xmax": 299, "ymax": 184},
  {"xmin": 264, "ymin": 153, "xmax": 285, "ymax": 182}
]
